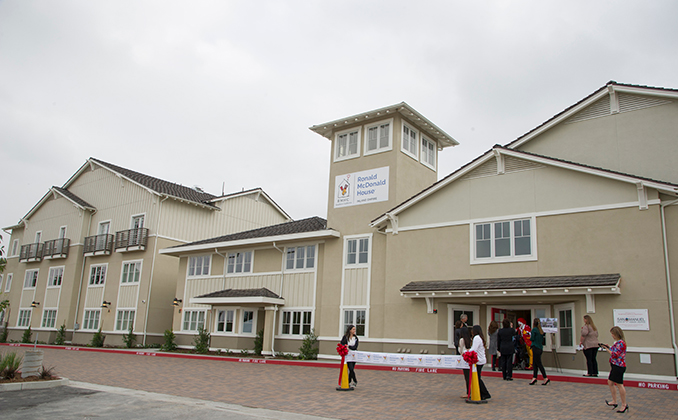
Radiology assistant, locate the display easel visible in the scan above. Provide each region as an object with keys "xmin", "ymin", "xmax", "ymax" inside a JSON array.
[{"xmin": 550, "ymin": 333, "xmax": 562, "ymax": 373}]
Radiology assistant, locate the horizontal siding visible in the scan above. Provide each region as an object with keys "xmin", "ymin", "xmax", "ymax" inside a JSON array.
[
  {"xmin": 618, "ymin": 93, "xmax": 672, "ymax": 114},
  {"xmin": 281, "ymin": 272, "xmax": 315, "ymax": 307},
  {"xmin": 565, "ymin": 97, "xmax": 610, "ymax": 124},
  {"xmin": 343, "ymin": 268, "xmax": 369, "ymax": 306},
  {"xmin": 117, "ymin": 285, "xmax": 139, "ymax": 308},
  {"xmin": 460, "ymin": 159, "xmax": 497, "ymax": 180},
  {"xmin": 84, "ymin": 287, "xmax": 104, "ymax": 308},
  {"xmin": 44, "ymin": 288, "xmax": 60, "ymax": 308},
  {"xmin": 185, "ymin": 276, "xmax": 225, "ymax": 308},
  {"xmin": 504, "ymin": 156, "xmax": 544, "ymax": 173}
]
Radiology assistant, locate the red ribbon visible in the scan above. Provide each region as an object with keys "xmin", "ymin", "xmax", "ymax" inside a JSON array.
[
  {"xmin": 337, "ymin": 343, "xmax": 349, "ymax": 386},
  {"xmin": 462, "ymin": 350, "xmax": 478, "ymax": 365}
]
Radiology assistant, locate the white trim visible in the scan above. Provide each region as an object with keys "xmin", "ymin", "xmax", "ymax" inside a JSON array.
[
  {"xmin": 420, "ymin": 136, "xmax": 437, "ymax": 171},
  {"xmin": 4, "ymin": 273, "xmax": 13, "ymax": 293},
  {"xmin": 225, "ymin": 250, "xmax": 253, "ymax": 276},
  {"xmin": 187, "ymin": 254, "xmax": 212, "ymax": 278},
  {"xmin": 11, "ymin": 239, "xmax": 20, "ymax": 257},
  {"xmin": 554, "ymin": 302, "xmax": 576, "ymax": 353},
  {"xmin": 47, "ymin": 265, "xmax": 65, "ymax": 288},
  {"xmin": 401, "ymin": 121, "xmax": 419, "ymax": 160},
  {"xmin": 469, "ymin": 216, "xmax": 537, "ymax": 265},
  {"xmin": 23, "ymin": 268, "xmax": 39, "ymax": 289},
  {"xmin": 119, "ymin": 259, "xmax": 143, "ymax": 284},
  {"xmin": 240, "ymin": 308, "xmax": 257, "ymax": 336},
  {"xmin": 333, "ymin": 126, "xmax": 362, "ymax": 162},
  {"xmin": 213, "ymin": 308, "xmax": 237, "ymax": 335},
  {"xmin": 364, "ymin": 118, "xmax": 394, "ymax": 156},
  {"xmin": 447, "ymin": 304, "xmax": 479, "ymax": 348},
  {"xmin": 485, "ymin": 304, "xmax": 552, "ymax": 347},
  {"xmin": 317, "ymin": 336, "xmax": 449, "ymax": 346},
  {"xmin": 191, "ymin": 296, "xmax": 285, "ymax": 306},
  {"xmin": 278, "ymin": 307, "xmax": 314, "ymax": 337},
  {"xmin": 626, "ymin": 347, "xmax": 675, "ymax": 354}
]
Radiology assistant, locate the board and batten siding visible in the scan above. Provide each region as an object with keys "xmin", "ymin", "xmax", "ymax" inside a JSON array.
[
  {"xmin": 19, "ymin": 194, "xmax": 88, "ymax": 245},
  {"xmin": 84, "ymin": 286, "xmax": 104, "ymax": 309},
  {"xmin": 117, "ymin": 284, "xmax": 140, "ymax": 308},
  {"xmin": 44, "ymin": 287, "xmax": 61, "ymax": 308},
  {"xmin": 342, "ymin": 267, "xmax": 369, "ymax": 306}
]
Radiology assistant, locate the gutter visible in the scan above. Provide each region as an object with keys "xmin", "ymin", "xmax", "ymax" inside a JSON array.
[{"xmin": 660, "ymin": 198, "xmax": 678, "ymax": 379}]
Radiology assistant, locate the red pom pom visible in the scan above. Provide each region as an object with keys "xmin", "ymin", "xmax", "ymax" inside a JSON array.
[
  {"xmin": 336, "ymin": 343, "xmax": 349, "ymax": 356},
  {"xmin": 462, "ymin": 350, "xmax": 478, "ymax": 365}
]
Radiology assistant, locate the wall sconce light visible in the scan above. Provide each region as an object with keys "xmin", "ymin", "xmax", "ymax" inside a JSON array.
[
  {"xmin": 172, "ymin": 298, "xmax": 182, "ymax": 307},
  {"xmin": 101, "ymin": 301, "xmax": 111, "ymax": 312},
  {"xmin": 31, "ymin": 301, "xmax": 40, "ymax": 307}
]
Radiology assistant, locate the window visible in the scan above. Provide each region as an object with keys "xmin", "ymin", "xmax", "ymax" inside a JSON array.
[
  {"xmin": 48, "ymin": 267, "xmax": 64, "ymax": 287},
  {"xmin": 89, "ymin": 265, "xmax": 107, "ymax": 285},
  {"xmin": 11, "ymin": 239, "xmax": 19, "ymax": 257},
  {"xmin": 121, "ymin": 261, "xmax": 141, "ymax": 283},
  {"xmin": 216, "ymin": 310, "xmax": 235, "ymax": 333},
  {"xmin": 59, "ymin": 226, "xmax": 67, "ymax": 239},
  {"xmin": 83, "ymin": 309, "xmax": 100, "ymax": 330},
  {"xmin": 473, "ymin": 218, "xmax": 535, "ymax": 262},
  {"xmin": 557, "ymin": 305, "xmax": 574, "ymax": 349},
  {"xmin": 285, "ymin": 245, "xmax": 315, "ymax": 270},
  {"xmin": 42, "ymin": 309, "xmax": 57, "ymax": 328},
  {"xmin": 242, "ymin": 310, "xmax": 255, "ymax": 334},
  {"xmin": 402, "ymin": 124, "xmax": 418, "ymax": 158},
  {"xmin": 343, "ymin": 309, "xmax": 366, "ymax": 337},
  {"xmin": 335, "ymin": 128, "xmax": 361, "ymax": 161},
  {"xmin": 18, "ymin": 309, "xmax": 31, "ymax": 327},
  {"xmin": 346, "ymin": 237, "xmax": 369, "ymax": 266},
  {"xmin": 365, "ymin": 120, "xmax": 392, "ymax": 154},
  {"xmin": 188, "ymin": 255, "xmax": 210, "ymax": 277},
  {"xmin": 24, "ymin": 269, "xmax": 39, "ymax": 288},
  {"xmin": 281, "ymin": 310, "xmax": 312, "ymax": 335},
  {"xmin": 116, "ymin": 310, "xmax": 135, "ymax": 331},
  {"xmin": 182, "ymin": 310, "xmax": 206, "ymax": 331},
  {"xmin": 35, "ymin": 231, "xmax": 42, "ymax": 243},
  {"xmin": 4, "ymin": 274, "xmax": 12, "ymax": 292},
  {"xmin": 227, "ymin": 252, "xmax": 252, "ymax": 274},
  {"xmin": 421, "ymin": 137, "xmax": 436, "ymax": 169}
]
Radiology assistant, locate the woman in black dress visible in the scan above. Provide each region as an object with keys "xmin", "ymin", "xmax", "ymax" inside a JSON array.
[{"xmin": 496, "ymin": 318, "xmax": 515, "ymax": 380}]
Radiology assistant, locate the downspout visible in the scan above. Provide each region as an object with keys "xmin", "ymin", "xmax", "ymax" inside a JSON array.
[
  {"xmin": 74, "ymin": 210, "xmax": 96, "ymax": 334},
  {"xmin": 143, "ymin": 195, "xmax": 168, "ymax": 346},
  {"xmin": 660, "ymin": 198, "xmax": 678, "ymax": 379},
  {"xmin": 272, "ymin": 241, "xmax": 284, "ymax": 355}
]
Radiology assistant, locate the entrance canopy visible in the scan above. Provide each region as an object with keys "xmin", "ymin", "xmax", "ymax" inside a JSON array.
[
  {"xmin": 191, "ymin": 287, "xmax": 285, "ymax": 306},
  {"xmin": 400, "ymin": 274, "xmax": 621, "ymax": 313}
]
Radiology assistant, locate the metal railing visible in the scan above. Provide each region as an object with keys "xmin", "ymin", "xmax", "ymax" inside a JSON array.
[
  {"xmin": 43, "ymin": 238, "xmax": 70, "ymax": 259},
  {"xmin": 115, "ymin": 228, "xmax": 149, "ymax": 251},
  {"xmin": 19, "ymin": 243, "xmax": 44, "ymax": 262},
  {"xmin": 83, "ymin": 234, "xmax": 114, "ymax": 255}
]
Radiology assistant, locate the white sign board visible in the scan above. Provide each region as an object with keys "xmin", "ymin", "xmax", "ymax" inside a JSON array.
[
  {"xmin": 334, "ymin": 166, "xmax": 389, "ymax": 208},
  {"xmin": 540, "ymin": 318, "xmax": 558, "ymax": 334},
  {"xmin": 346, "ymin": 350, "xmax": 467, "ymax": 369},
  {"xmin": 614, "ymin": 309, "xmax": 650, "ymax": 331}
]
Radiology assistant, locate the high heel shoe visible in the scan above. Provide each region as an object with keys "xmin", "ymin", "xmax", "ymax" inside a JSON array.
[
  {"xmin": 541, "ymin": 379, "xmax": 550, "ymax": 386},
  {"xmin": 529, "ymin": 379, "xmax": 537, "ymax": 385},
  {"xmin": 616, "ymin": 405, "xmax": 629, "ymax": 413},
  {"xmin": 605, "ymin": 400, "xmax": 618, "ymax": 408}
]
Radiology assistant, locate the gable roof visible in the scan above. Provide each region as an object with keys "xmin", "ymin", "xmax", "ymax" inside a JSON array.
[
  {"xmin": 160, "ymin": 216, "xmax": 340, "ymax": 255},
  {"xmin": 209, "ymin": 187, "xmax": 291, "ymax": 221},
  {"xmin": 3, "ymin": 186, "xmax": 97, "ymax": 231},
  {"xmin": 370, "ymin": 144, "xmax": 678, "ymax": 229},
  {"xmin": 309, "ymin": 101, "xmax": 459, "ymax": 148},
  {"xmin": 506, "ymin": 81, "xmax": 678, "ymax": 150}
]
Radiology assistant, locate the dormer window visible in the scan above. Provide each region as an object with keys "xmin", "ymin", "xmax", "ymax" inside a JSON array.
[
  {"xmin": 365, "ymin": 119, "xmax": 392, "ymax": 155},
  {"xmin": 335, "ymin": 128, "xmax": 361, "ymax": 161},
  {"xmin": 421, "ymin": 136, "xmax": 436, "ymax": 169},
  {"xmin": 402, "ymin": 123, "xmax": 418, "ymax": 159}
]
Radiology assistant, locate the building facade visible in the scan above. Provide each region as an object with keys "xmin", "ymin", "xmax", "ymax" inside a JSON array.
[{"xmin": 1, "ymin": 158, "xmax": 290, "ymax": 345}]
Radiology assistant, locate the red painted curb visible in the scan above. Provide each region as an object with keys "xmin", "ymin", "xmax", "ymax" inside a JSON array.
[{"xmin": 2, "ymin": 342, "xmax": 676, "ymax": 391}]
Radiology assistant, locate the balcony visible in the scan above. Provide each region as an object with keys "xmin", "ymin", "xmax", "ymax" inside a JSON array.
[
  {"xmin": 19, "ymin": 243, "xmax": 44, "ymax": 262},
  {"xmin": 115, "ymin": 228, "xmax": 149, "ymax": 252},
  {"xmin": 83, "ymin": 234, "xmax": 114, "ymax": 257},
  {"xmin": 43, "ymin": 238, "xmax": 71, "ymax": 260}
]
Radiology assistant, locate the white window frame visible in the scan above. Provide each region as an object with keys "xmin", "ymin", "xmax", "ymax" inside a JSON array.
[
  {"xmin": 89, "ymin": 264, "xmax": 107, "ymax": 286},
  {"xmin": 470, "ymin": 216, "xmax": 537, "ymax": 264},
  {"xmin": 24, "ymin": 269, "xmax": 39, "ymax": 289},
  {"xmin": 182, "ymin": 309, "xmax": 206, "ymax": 332},
  {"xmin": 554, "ymin": 302, "xmax": 576, "ymax": 354},
  {"xmin": 47, "ymin": 266, "xmax": 65, "ymax": 288},
  {"xmin": 401, "ymin": 122, "xmax": 419, "ymax": 159},
  {"xmin": 59, "ymin": 226, "xmax": 67, "ymax": 239},
  {"xmin": 344, "ymin": 235, "xmax": 371, "ymax": 268},
  {"xmin": 130, "ymin": 214, "xmax": 145, "ymax": 229},
  {"xmin": 342, "ymin": 307, "xmax": 367, "ymax": 337},
  {"xmin": 4, "ymin": 273, "xmax": 13, "ymax": 292},
  {"xmin": 35, "ymin": 231, "xmax": 42, "ymax": 243},
  {"xmin": 334, "ymin": 127, "xmax": 361, "ymax": 162},
  {"xmin": 82, "ymin": 309, "xmax": 101, "ymax": 331},
  {"xmin": 17, "ymin": 309, "xmax": 32, "ymax": 327},
  {"xmin": 285, "ymin": 245, "xmax": 316, "ymax": 271},
  {"xmin": 187, "ymin": 255, "xmax": 211, "ymax": 277},
  {"xmin": 121, "ymin": 260, "xmax": 142, "ymax": 284},
  {"xmin": 447, "ymin": 304, "xmax": 479, "ymax": 348},
  {"xmin": 364, "ymin": 118, "xmax": 393, "ymax": 156},
  {"xmin": 11, "ymin": 239, "xmax": 19, "ymax": 257},
  {"xmin": 215, "ymin": 309, "xmax": 236, "ymax": 334},
  {"xmin": 420, "ymin": 136, "xmax": 437, "ymax": 170},
  {"xmin": 280, "ymin": 308, "xmax": 313, "ymax": 336},
  {"xmin": 115, "ymin": 309, "xmax": 136, "ymax": 331},
  {"xmin": 226, "ymin": 251, "xmax": 252, "ymax": 275},
  {"xmin": 241, "ymin": 309, "xmax": 257, "ymax": 335},
  {"xmin": 41, "ymin": 309, "xmax": 58, "ymax": 329}
]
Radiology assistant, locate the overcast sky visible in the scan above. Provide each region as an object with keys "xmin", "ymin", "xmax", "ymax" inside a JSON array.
[{"xmin": 2, "ymin": 1, "xmax": 678, "ymax": 248}]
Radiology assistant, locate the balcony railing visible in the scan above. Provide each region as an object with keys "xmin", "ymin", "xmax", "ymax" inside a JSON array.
[
  {"xmin": 43, "ymin": 238, "xmax": 70, "ymax": 259},
  {"xmin": 19, "ymin": 243, "xmax": 44, "ymax": 262},
  {"xmin": 83, "ymin": 234, "xmax": 114, "ymax": 256},
  {"xmin": 115, "ymin": 228, "xmax": 149, "ymax": 252}
]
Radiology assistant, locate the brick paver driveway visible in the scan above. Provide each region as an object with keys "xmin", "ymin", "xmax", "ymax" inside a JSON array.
[{"xmin": 4, "ymin": 347, "xmax": 676, "ymax": 419}]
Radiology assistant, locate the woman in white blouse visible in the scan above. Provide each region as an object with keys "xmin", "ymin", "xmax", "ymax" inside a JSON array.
[{"xmin": 463, "ymin": 325, "xmax": 492, "ymax": 401}]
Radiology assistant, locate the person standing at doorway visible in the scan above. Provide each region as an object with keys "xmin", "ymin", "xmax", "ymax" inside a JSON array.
[
  {"xmin": 529, "ymin": 318, "xmax": 549, "ymax": 385},
  {"xmin": 581, "ymin": 315, "xmax": 599, "ymax": 377},
  {"xmin": 341, "ymin": 325, "xmax": 359, "ymax": 387},
  {"xmin": 487, "ymin": 320, "xmax": 499, "ymax": 371},
  {"xmin": 453, "ymin": 321, "xmax": 463, "ymax": 355},
  {"xmin": 518, "ymin": 318, "xmax": 533, "ymax": 369},
  {"xmin": 460, "ymin": 313, "xmax": 469, "ymax": 328},
  {"xmin": 496, "ymin": 318, "xmax": 515, "ymax": 380}
]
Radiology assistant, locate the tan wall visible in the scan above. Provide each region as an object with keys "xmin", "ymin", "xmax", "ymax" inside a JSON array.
[
  {"xmin": 253, "ymin": 248, "xmax": 283, "ymax": 273},
  {"xmin": 15, "ymin": 193, "xmax": 89, "ymax": 247}
]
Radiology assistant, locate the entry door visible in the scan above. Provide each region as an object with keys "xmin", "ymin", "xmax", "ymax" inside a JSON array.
[
  {"xmin": 491, "ymin": 307, "xmax": 507, "ymax": 323},
  {"xmin": 131, "ymin": 216, "xmax": 144, "ymax": 245},
  {"xmin": 97, "ymin": 222, "xmax": 110, "ymax": 250}
]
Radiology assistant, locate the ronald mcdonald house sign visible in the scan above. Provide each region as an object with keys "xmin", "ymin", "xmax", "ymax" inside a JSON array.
[{"xmin": 334, "ymin": 166, "xmax": 389, "ymax": 208}]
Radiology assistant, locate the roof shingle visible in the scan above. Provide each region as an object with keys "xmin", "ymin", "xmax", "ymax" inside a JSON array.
[{"xmin": 400, "ymin": 274, "xmax": 621, "ymax": 292}]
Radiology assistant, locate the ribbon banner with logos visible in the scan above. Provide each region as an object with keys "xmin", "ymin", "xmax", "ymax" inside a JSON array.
[{"xmin": 345, "ymin": 351, "xmax": 468, "ymax": 369}]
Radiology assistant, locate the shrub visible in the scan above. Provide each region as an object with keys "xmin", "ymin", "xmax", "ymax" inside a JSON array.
[
  {"xmin": 240, "ymin": 349, "xmax": 250, "ymax": 356},
  {"xmin": 21, "ymin": 326, "xmax": 32, "ymax": 344},
  {"xmin": 122, "ymin": 323, "xmax": 137, "ymax": 348},
  {"xmin": 39, "ymin": 365, "xmax": 57, "ymax": 379},
  {"xmin": 90, "ymin": 328, "xmax": 105, "ymax": 347},
  {"xmin": 254, "ymin": 329, "xmax": 264, "ymax": 356},
  {"xmin": 0, "ymin": 323, "xmax": 8, "ymax": 343},
  {"xmin": 298, "ymin": 329, "xmax": 319, "ymax": 360},
  {"xmin": 54, "ymin": 323, "xmax": 67, "ymax": 345},
  {"xmin": 193, "ymin": 326, "xmax": 210, "ymax": 354},
  {"xmin": 160, "ymin": 330, "xmax": 177, "ymax": 352},
  {"xmin": 0, "ymin": 352, "xmax": 23, "ymax": 379}
]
